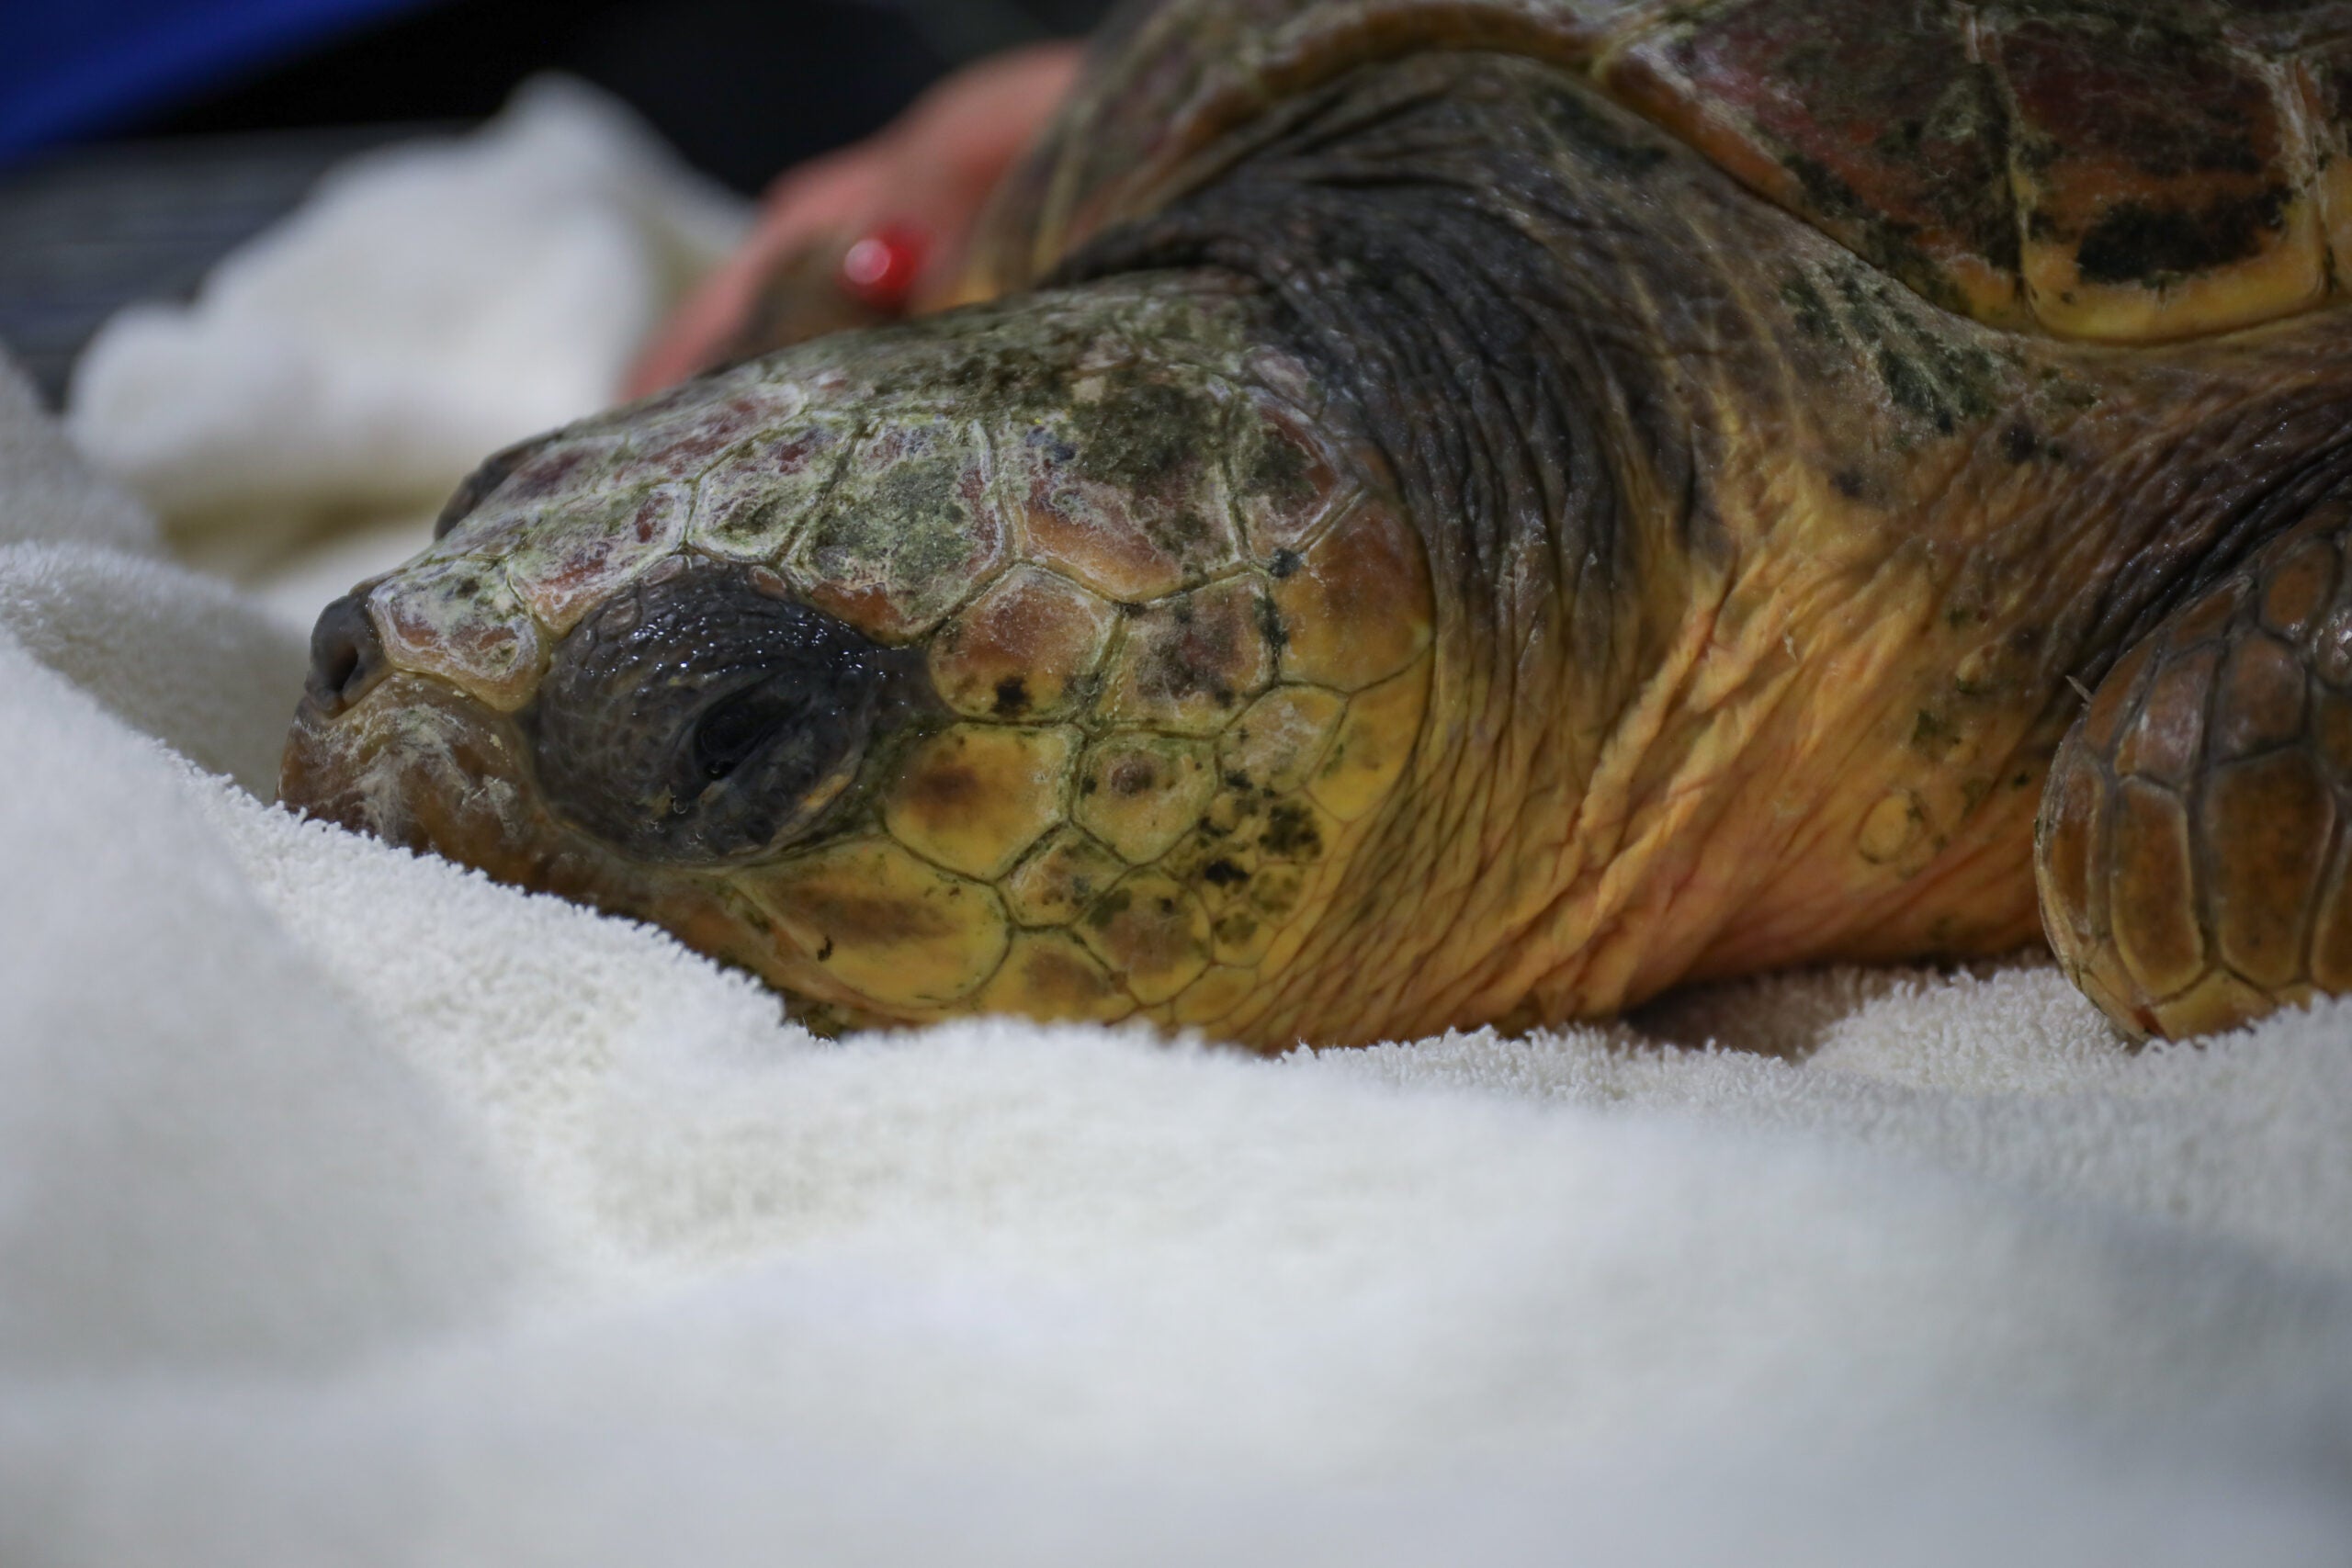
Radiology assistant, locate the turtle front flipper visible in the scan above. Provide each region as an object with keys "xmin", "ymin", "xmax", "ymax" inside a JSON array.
[{"xmin": 2039, "ymin": 501, "xmax": 2352, "ymax": 1039}]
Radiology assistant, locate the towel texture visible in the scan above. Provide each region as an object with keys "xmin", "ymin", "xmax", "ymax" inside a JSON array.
[
  {"xmin": 65, "ymin": 76, "xmax": 745, "ymax": 541},
  {"xmin": 6, "ymin": 82, "xmax": 2350, "ymax": 1565}
]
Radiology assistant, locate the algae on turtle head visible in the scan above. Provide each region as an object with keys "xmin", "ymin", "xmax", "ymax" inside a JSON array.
[{"xmin": 287, "ymin": 0, "xmax": 2352, "ymax": 1049}]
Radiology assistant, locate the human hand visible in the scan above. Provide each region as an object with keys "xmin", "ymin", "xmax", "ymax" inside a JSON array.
[{"xmin": 623, "ymin": 40, "xmax": 1083, "ymax": 396}]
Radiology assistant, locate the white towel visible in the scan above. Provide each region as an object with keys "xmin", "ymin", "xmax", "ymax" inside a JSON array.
[
  {"xmin": 66, "ymin": 73, "xmax": 747, "ymax": 582},
  {"xmin": 6, "ymin": 80, "xmax": 2349, "ymax": 1566}
]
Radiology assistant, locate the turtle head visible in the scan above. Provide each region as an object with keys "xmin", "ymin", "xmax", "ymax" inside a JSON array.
[{"xmin": 281, "ymin": 283, "xmax": 1435, "ymax": 1043}]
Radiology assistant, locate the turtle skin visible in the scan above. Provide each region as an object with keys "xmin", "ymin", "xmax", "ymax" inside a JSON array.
[{"xmin": 284, "ymin": 0, "xmax": 2352, "ymax": 1048}]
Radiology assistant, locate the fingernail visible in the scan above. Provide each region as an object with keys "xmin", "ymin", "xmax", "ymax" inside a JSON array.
[{"xmin": 839, "ymin": 223, "xmax": 929, "ymax": 312}]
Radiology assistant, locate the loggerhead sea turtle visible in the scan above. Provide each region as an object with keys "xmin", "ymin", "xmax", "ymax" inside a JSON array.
[{"xmin": 283, "ymin": 0, "xmax": 2352, "ymax": 1049}]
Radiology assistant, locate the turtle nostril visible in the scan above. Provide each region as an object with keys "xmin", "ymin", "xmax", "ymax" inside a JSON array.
[{"xmin": 305, "ymin": 593, "xmax": 388, "ymax": 716}]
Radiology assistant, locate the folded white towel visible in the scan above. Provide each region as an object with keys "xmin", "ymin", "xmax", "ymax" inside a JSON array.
[
  {"xmin": 65, "ymin": 75, "xmax": 746, "ymax": 543},
  {"xmin": 5, "ymin": 85, "xmax": 2349, "ymax": 1565}
]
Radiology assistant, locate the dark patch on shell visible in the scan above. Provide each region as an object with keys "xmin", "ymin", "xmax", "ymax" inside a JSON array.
[{"xmin": 2072, "ymin": 187, "xmax": 2290, "ymax": 286}]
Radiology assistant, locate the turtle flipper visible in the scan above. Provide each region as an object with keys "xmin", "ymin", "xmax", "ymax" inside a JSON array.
[{"xmin": 2038, "ymin": 502, "xmax": 2352, "ymax": 1039}]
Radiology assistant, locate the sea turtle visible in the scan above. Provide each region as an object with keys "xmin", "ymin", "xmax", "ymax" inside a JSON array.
[{"xmin": 282, "ymin": 0, "xmax": 2352, "ymax": 1048}]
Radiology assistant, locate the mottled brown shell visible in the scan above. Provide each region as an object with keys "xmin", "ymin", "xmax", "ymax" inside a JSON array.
[{"xmin": 980, "ymin": 0, "xmax": 2352, "ymax": 344}]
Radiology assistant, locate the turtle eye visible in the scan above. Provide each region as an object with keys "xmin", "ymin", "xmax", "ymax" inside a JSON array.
[
  {"xmin": 682, "ymin": 680, "xmax": 842, "ymax": 807},
  {"xmin": 532, "ymin": 559, "xmax": 903, "ymax": 863},
  {"xmin": 690, "ymin": 689, "xmax": 794, "ymax": 784}
]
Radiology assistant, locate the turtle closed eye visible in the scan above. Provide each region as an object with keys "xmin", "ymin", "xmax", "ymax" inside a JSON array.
[
  {"xmin": 533, "ymin": 559, "xmax": 905, "ymax": 863},
  {"xmin": 695, "ymin": 691, "xmax": 790, "ymax": 784},
  {"xmin": 690, "ymin": 689, "xmax": 800, "ymax": 784}
]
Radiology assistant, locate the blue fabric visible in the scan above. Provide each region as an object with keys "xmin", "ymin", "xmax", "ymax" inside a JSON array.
[{"xmin": 0, "ymin": 0, "xmax": 438, "ymax": 161}]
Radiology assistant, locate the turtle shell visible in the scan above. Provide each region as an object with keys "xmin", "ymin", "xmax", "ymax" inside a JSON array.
[{"xmin": 978, "ymin": 0, "xmax": 2352, "ymax": 344}]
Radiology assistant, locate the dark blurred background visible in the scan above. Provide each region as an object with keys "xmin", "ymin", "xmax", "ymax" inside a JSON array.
[{"xmin": 0, "ymin": 0, "xmax": 1116, "ymax": 403}]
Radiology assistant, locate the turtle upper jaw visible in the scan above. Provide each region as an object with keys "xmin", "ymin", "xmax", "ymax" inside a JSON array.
[{"xmin": 284, "ymin": 667, "xmax": 616, "ymax": 918}]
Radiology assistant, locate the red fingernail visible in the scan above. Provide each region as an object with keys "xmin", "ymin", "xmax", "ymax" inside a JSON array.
[{"xmin": 840, "ymin": 223, "xmax": 928, "ymax": 312}]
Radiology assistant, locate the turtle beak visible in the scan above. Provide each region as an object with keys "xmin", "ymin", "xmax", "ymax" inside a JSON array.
[
  {"xmin": 283, "ymin": 645, "xmax": 730, "ymax": 955},
  {"xmin": 277, "ymin": 583, "xmax": 860, "ymax": 1006},
  {"xmin": 280, "ymin": 580, "xmax": 565, "ymax": 894},
  {"xmin": 281, "ymin": 649, "xmax": 554, "ymax": 891}
]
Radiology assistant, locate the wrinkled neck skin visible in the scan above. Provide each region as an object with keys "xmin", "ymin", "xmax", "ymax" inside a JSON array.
[{"xmin": 1065, "ymin": 48, "xmax": 2352, "ymax": 1039}]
